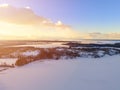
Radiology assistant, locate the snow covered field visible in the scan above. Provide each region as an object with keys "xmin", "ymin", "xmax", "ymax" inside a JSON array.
[
  {"xmin": 9, "ymin": 42, "xmax": 68, "ymax": 48},
  {"xmin": 0, "ymin": 55, "xmax": 120, "ymax": 90},
  {"xmin": 0, "ymin": 58, "xmax": 17, "ymax": 66}
]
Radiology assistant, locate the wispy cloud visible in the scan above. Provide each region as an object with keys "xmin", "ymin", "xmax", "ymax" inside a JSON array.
[{"xmin": 88, "ymin": 32, "xmax": 120, "ymax": 39}]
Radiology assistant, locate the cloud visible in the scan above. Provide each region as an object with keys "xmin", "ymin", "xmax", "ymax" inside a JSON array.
[
  {"xmin": 0, "ymin": 4, "xmax": 70, "ymax": 29},
  {"xmin": 0, "ymin": 4, "xmax": 81, "ymax": 40},
  {"xmin": 0, "ymin": 4, "xmax": 46, "ymax": 25},
  {"xmin": 88, "ymin": 32, "xmax": 120, "ymax": 39}
]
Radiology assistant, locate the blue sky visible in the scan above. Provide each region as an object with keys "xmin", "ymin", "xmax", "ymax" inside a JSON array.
[{"xmin": 0, "ymin": 0, "xmax": 120, "ymax": 33}]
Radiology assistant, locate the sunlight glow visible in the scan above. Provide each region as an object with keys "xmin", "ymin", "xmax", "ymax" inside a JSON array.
[
  {"xmin": 25, "ymin": 6, "xmax": 31, "ymax": 9},
  {"xmin": 0, "ymin": 21, "xmax": 80, "ymax": 40},
  {"xmin": 0, "ymin": 3, "xmax": 9, "ymax": 7}
]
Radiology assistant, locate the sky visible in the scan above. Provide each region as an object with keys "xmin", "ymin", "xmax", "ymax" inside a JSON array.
[{"xmin": 0, "ymin": 0, "xmax": 120, "ymax": 40}]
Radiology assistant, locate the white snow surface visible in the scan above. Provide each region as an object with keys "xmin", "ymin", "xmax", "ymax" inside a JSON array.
[
  {"xmin": 22, "ymin": 50, "xmax": 40, "ymax": 56},
  {"xmin": 10, "ymin": 42, "xmax": 68, "ymax": 48},
  {"xmin": 0, "ymin": 58, "xmax": 17, "ymax": 66},
  {"xmin": 0, "ymin": 55, "xmax": 120, "ymax": 90}
]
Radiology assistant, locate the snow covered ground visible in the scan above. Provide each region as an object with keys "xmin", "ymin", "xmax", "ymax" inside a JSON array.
[
  {"xmin": 10, "ymin": 42, "xmax": 68, "ymax": 48},
  {"xmin": 22, "ymin": 50, "xmax": 40, "ymax": 57},
  {"xmin": 0, "ymin": 58, "xmax": 17, "ymax": 66},
  {"xmin": 0, "ymin": 55, "xmax": 120, "ymax": 90}
]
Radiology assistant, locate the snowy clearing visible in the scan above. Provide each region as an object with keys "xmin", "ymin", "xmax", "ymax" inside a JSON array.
[
  {"xmin": 10, "ymin": 42, "xmax": 68, "ymax": 48},
  {"xmin": 22, "ymin": 50, "xmax": 40, "ymax": 57},
  {"xmin": 0, "ymin": 58, "xmax": 17, "ymax": 66}
]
